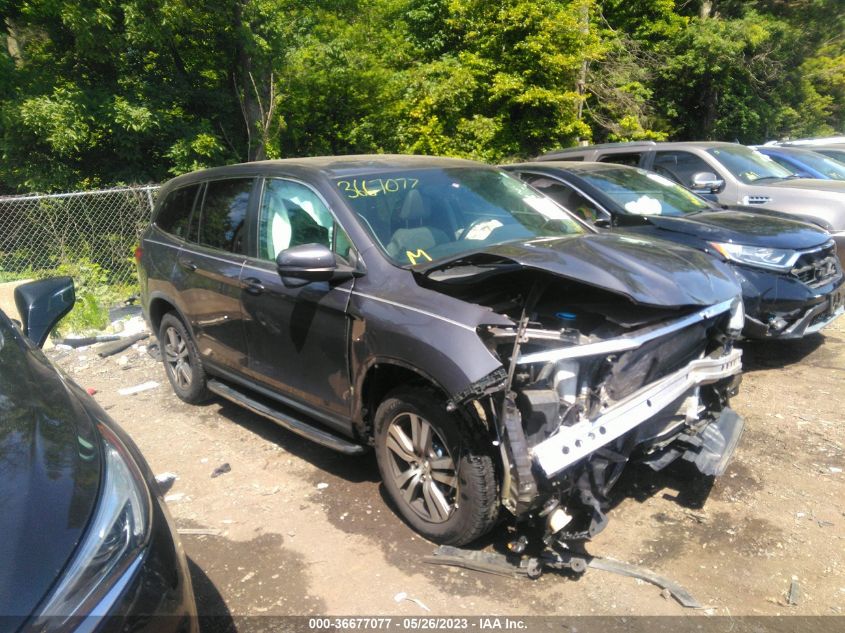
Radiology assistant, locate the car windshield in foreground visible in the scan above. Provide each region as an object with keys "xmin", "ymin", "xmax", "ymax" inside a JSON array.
[
  {"xmin": 707, "ymin": 146, "xmax": 794, "ymax": 184},
  {"xmin": 578, "ymin": 167, "xmax": 712, "ymax": 216},
  {"xmin": 334, "ymin": 168, "xmax": 584, "ymax": 266}
]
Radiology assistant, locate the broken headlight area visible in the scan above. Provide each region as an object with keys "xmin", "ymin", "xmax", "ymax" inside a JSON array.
[{"xmin": 467, "ymin": 275, "xmax": 745, "ymax": 542}]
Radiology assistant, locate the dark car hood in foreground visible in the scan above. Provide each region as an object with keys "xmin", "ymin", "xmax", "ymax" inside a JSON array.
[
  {"xmin": 0, "ymin": 316, "xmax": 101, "ymax": 622},
  {"xmin": 426, "ymin": 233, "xmax": 741, "ymax": 307},
  {"xmin": 641, "ymin": 210, "xmax": 831, "ymax": 250}
]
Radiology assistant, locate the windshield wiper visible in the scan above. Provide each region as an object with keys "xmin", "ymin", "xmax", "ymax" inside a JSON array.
[
  {"xmin": 418, "ymin": 253, "xmax": 518, "ymax": 278},
  {"xmin": 750, "ymin": 175, "xmax": 790, "ymax": 183}
]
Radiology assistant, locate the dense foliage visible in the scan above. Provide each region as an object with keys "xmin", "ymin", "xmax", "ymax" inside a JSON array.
[{"xmin": 1, "ymin": 0, "xmax": 843, "ymax": 192}]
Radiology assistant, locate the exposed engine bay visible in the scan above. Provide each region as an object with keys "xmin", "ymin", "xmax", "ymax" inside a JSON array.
[{"xmin": 423, "ymin": 266, "xmax": 745, "ymax": 543}]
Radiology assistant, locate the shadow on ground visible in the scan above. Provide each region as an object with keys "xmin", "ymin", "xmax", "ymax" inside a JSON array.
[
  {"xmin": 739, "ymin": 333, "xmax": 824, "ymax": 372},
  {"xmin": 188, "ymin": 557, "xmax": 236, "ymax": 633},
  {"xmin": 205, "ymin": 397, "xmax": 380, "ymax": 484}
]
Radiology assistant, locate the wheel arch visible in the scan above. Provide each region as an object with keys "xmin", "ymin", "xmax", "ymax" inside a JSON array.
[
  {"xmin": 356, "ymin": 358, "xmax": 452, "ymax": 442},
  {"xmin": 147, "ymin": 294, "xmax": 192, "ymax": 339}
]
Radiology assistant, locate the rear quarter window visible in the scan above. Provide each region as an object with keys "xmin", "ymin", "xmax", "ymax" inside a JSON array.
[
  {"xmin": 154, "ymin": 184, "xmax": 200, "ymax": 239},
  {"xmin": 597, "ymin": 152, "xmax": 644, "ymax": 167}
]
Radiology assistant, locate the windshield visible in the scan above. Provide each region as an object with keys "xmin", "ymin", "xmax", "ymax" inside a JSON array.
[
  {"xmin": 335, "ymin": 168, "xmax": 584, "ymax": 266},
  {"xmin": 707, "ymin": 146, "xmax": 794, "ymax": 184},
  {"xmin": 817, "ymin": 148, "xmax": 845, "ymax": 163},
  {"xmin": 784, "ymin": 150, "xmax": 845, "ymax": 180},
  {"xmin": 577, "ymin": 167, "xmax": 711, "ymax": 217}
]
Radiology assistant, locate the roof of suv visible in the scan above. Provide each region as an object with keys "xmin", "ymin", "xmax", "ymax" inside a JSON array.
[
  {"xmin": 506, "ymin": 160, "xmax": 635, "ymax": 174},
  {"xmin": 161, "ymin": 154, "xmax": 484, "ymax": 191},
  {"xmin": 537, "ymin": 141, "xmax": 740, "ymax": 161}
]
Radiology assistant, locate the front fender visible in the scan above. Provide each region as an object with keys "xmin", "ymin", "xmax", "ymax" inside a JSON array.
[{"xmin": 348, "ymin": 291, "xmax": 505, "ymax": 407}]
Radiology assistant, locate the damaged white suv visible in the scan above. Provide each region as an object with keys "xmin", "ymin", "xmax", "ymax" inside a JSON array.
[{"xmin": 138, "ymin": 155, "xmax": 746, "ymax": 548}]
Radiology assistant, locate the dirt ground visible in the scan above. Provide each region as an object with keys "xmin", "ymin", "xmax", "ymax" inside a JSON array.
[{"xmin": 50, "ymin": 316, "xmax": 845, "ymax": 627}]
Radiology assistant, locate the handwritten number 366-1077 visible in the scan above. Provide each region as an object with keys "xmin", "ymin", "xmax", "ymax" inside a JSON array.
[{"xmin": 337, "ymin": 178, "xmax": 419, "ymax": 199}]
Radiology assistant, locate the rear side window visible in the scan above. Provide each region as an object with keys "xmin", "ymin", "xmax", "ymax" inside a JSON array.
[
  {"xmin": 653, "ymin": 151, "xmax": 718, "ymax": 187},
  {"xmin": 155, "ymin": 184, "xmax": 200, "ymax": 238},
  {"xmin": 197, "ymin": 178, "xmax": 254, "ymax": 253},
  {"xmin": 597, "ymin": 152, "xmax": 643, "ymax": 167}
]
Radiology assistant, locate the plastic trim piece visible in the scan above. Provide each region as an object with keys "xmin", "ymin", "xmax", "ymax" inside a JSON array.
[
  {"xmin": 804, "ymin": 305, "xmax": 844, "ymax": 335},
  {"xmin": 531, "ymin": 348, "xmax": 743, "ymax": 477}
]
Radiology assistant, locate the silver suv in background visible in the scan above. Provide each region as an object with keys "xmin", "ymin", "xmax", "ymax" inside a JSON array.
[{"xmin": 536, "ymin": 141, "xmax": 845, "ymax": 251}]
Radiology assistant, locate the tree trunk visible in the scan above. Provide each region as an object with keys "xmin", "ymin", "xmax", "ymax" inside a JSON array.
[
  {"xmin": 5, "ymin": 19, "xmax": 21, "ymax": 63},
  {"xmin": 702, "ymin": 79, "xmax": 719, "ymax": 139},
  {"xmin": 234, "ymin": 1, "xmax": 266, "ymax": 161},
  {"xmin": 575, "ymin": 2, "xmax": 590, "ymax": 139}
]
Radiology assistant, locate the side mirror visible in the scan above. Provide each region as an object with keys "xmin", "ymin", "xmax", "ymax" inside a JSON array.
[
  {"xmin": 276, "ymin": 243, "xmax": 360, "ymax": 287},
  {"xmin": 690, "ymin": 172, "xmax": 725, "ymax": 194},
  {"xmin": 14, "ymin": 277, "xmax": 75, "ymax": 347},
  {"xmin": 593, "ymin": 218, "xmax": 612, "ymax": 229}
]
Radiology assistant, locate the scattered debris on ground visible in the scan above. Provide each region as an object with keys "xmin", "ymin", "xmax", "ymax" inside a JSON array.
[
  {"xmin": 118, "ymin": 380, "xmax": 159, "ymax": 396},
  {"xmin": 155, "ymin": 472, "xmax": 179, "ymax": 494},
  {"xmin": 393, "ymin": 592, "xmax": 430, "ymax": 612}
]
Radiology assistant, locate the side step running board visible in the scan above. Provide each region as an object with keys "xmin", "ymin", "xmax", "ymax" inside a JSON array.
[{"xmin": 206, "ymin": 379, "xmax": 367, "ymax": 455}]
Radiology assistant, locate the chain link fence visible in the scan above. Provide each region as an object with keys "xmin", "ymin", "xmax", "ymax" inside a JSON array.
[{"xmin": 0, "ymin": 185, "xmax": 160, "ymax": 289}]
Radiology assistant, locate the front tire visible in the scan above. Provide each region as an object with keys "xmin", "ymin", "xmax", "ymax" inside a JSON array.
[
  {"xmin": 159, "ymin": 312, "xmax": 208, "ymax": 404},
  {"xmin": 374, "ymin": 387, "xmax": 498, "ymax": 545}
]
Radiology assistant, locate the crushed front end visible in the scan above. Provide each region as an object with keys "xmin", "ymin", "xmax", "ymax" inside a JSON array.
[{"xmin": 466, "ymin": 275, "xmax": 746, "ymax": 542}]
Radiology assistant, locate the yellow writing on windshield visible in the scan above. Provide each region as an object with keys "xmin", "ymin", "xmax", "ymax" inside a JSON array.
[
  {"xmin": 405, "ymin": 249, "xmax": 432, "ymax": 265},
  {"xmin": 337, "ymin": 178, "xmax": 418, "ymax": 199}
]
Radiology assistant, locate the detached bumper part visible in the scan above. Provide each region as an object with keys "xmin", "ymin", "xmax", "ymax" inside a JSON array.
[
  {"xmin": 681, "ymin": 407, "xmax": 744, "ymax": 476},
  {"xmin": 745, "ymin": 303, "xmax": 844, "ymax": 339},
  {"xmin": 531, "ymin": 348, "xmax": 743, "ymax": 478}
]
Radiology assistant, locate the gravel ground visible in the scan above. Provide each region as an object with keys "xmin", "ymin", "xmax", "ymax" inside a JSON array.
[{"xmin": 49, "ymin": 316, "xmax": 845, "ymax": 629}]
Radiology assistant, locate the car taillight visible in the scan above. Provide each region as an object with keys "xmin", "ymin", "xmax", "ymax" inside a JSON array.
[{"xmin": 134, "ymin": 246, "xmax": 143, "ymax": 263}]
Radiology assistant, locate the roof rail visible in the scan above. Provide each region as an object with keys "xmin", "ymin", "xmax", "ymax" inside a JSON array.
[
  {"xmin": 539, "ymin": 140, "xmax": 657, "ymax": 157},
  {"xmin": 776, "ymin": 136, "xmax": 845, "ymax": 147}
]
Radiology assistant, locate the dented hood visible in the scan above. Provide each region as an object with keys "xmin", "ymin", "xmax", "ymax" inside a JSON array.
[{"xmin": 461, "ymin": 234, "xmax": 740, "ymax": 307}]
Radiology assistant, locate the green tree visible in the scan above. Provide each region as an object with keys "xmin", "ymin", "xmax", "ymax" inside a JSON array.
[
  {"xmin": 2, "ymin": 0, "xmax": 844, "ymax": 190},
  {"xmin": 391, "ymin": 0, "xmax": 601, "ymax": 161},
  {"xmin": 0, "ymin": 0, "xmax": 262, "ymax": 191}
]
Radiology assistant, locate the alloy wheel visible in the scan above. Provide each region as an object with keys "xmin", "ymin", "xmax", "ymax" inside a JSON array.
[
  {"xmin": 164, "ymin": 326, "xmax": 193, "ymax": 390},
  {"xmin": 385, "ymin": 412, "xmax": 458, "ymax": 523}
]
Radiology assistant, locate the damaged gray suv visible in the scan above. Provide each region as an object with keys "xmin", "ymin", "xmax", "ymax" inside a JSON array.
[{"xmin": 137, "ymin": 155, "xmax": 746, "ymax": 547}]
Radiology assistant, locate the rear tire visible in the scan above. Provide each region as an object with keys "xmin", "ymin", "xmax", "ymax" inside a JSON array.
[
  {"xmin": 374, "ymin": 386, "xmax": 498, "ymax": 546},
  {"xmin": 159, "ymin": 312, "xmax": 208, "ymax": 404}
]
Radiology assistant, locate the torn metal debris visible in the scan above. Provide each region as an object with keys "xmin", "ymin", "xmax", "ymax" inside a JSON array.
[{"xmin": 425, "ymin": 544, "xmax": 702, "ymax": 608}]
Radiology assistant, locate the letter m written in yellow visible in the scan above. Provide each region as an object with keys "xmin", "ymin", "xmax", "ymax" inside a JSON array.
[{"xmin": 405, "ymin": 249, "xmax": 432, "ymax": 265}]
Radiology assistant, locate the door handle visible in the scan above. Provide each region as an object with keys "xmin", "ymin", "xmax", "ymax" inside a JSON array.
[
  {"xmin": 243, "ymin": 277, "xmax": 265, "ymax": 295},
  {"xmin": 178, "ymin": 258, "xmax": 197, "ymax": 272}
]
